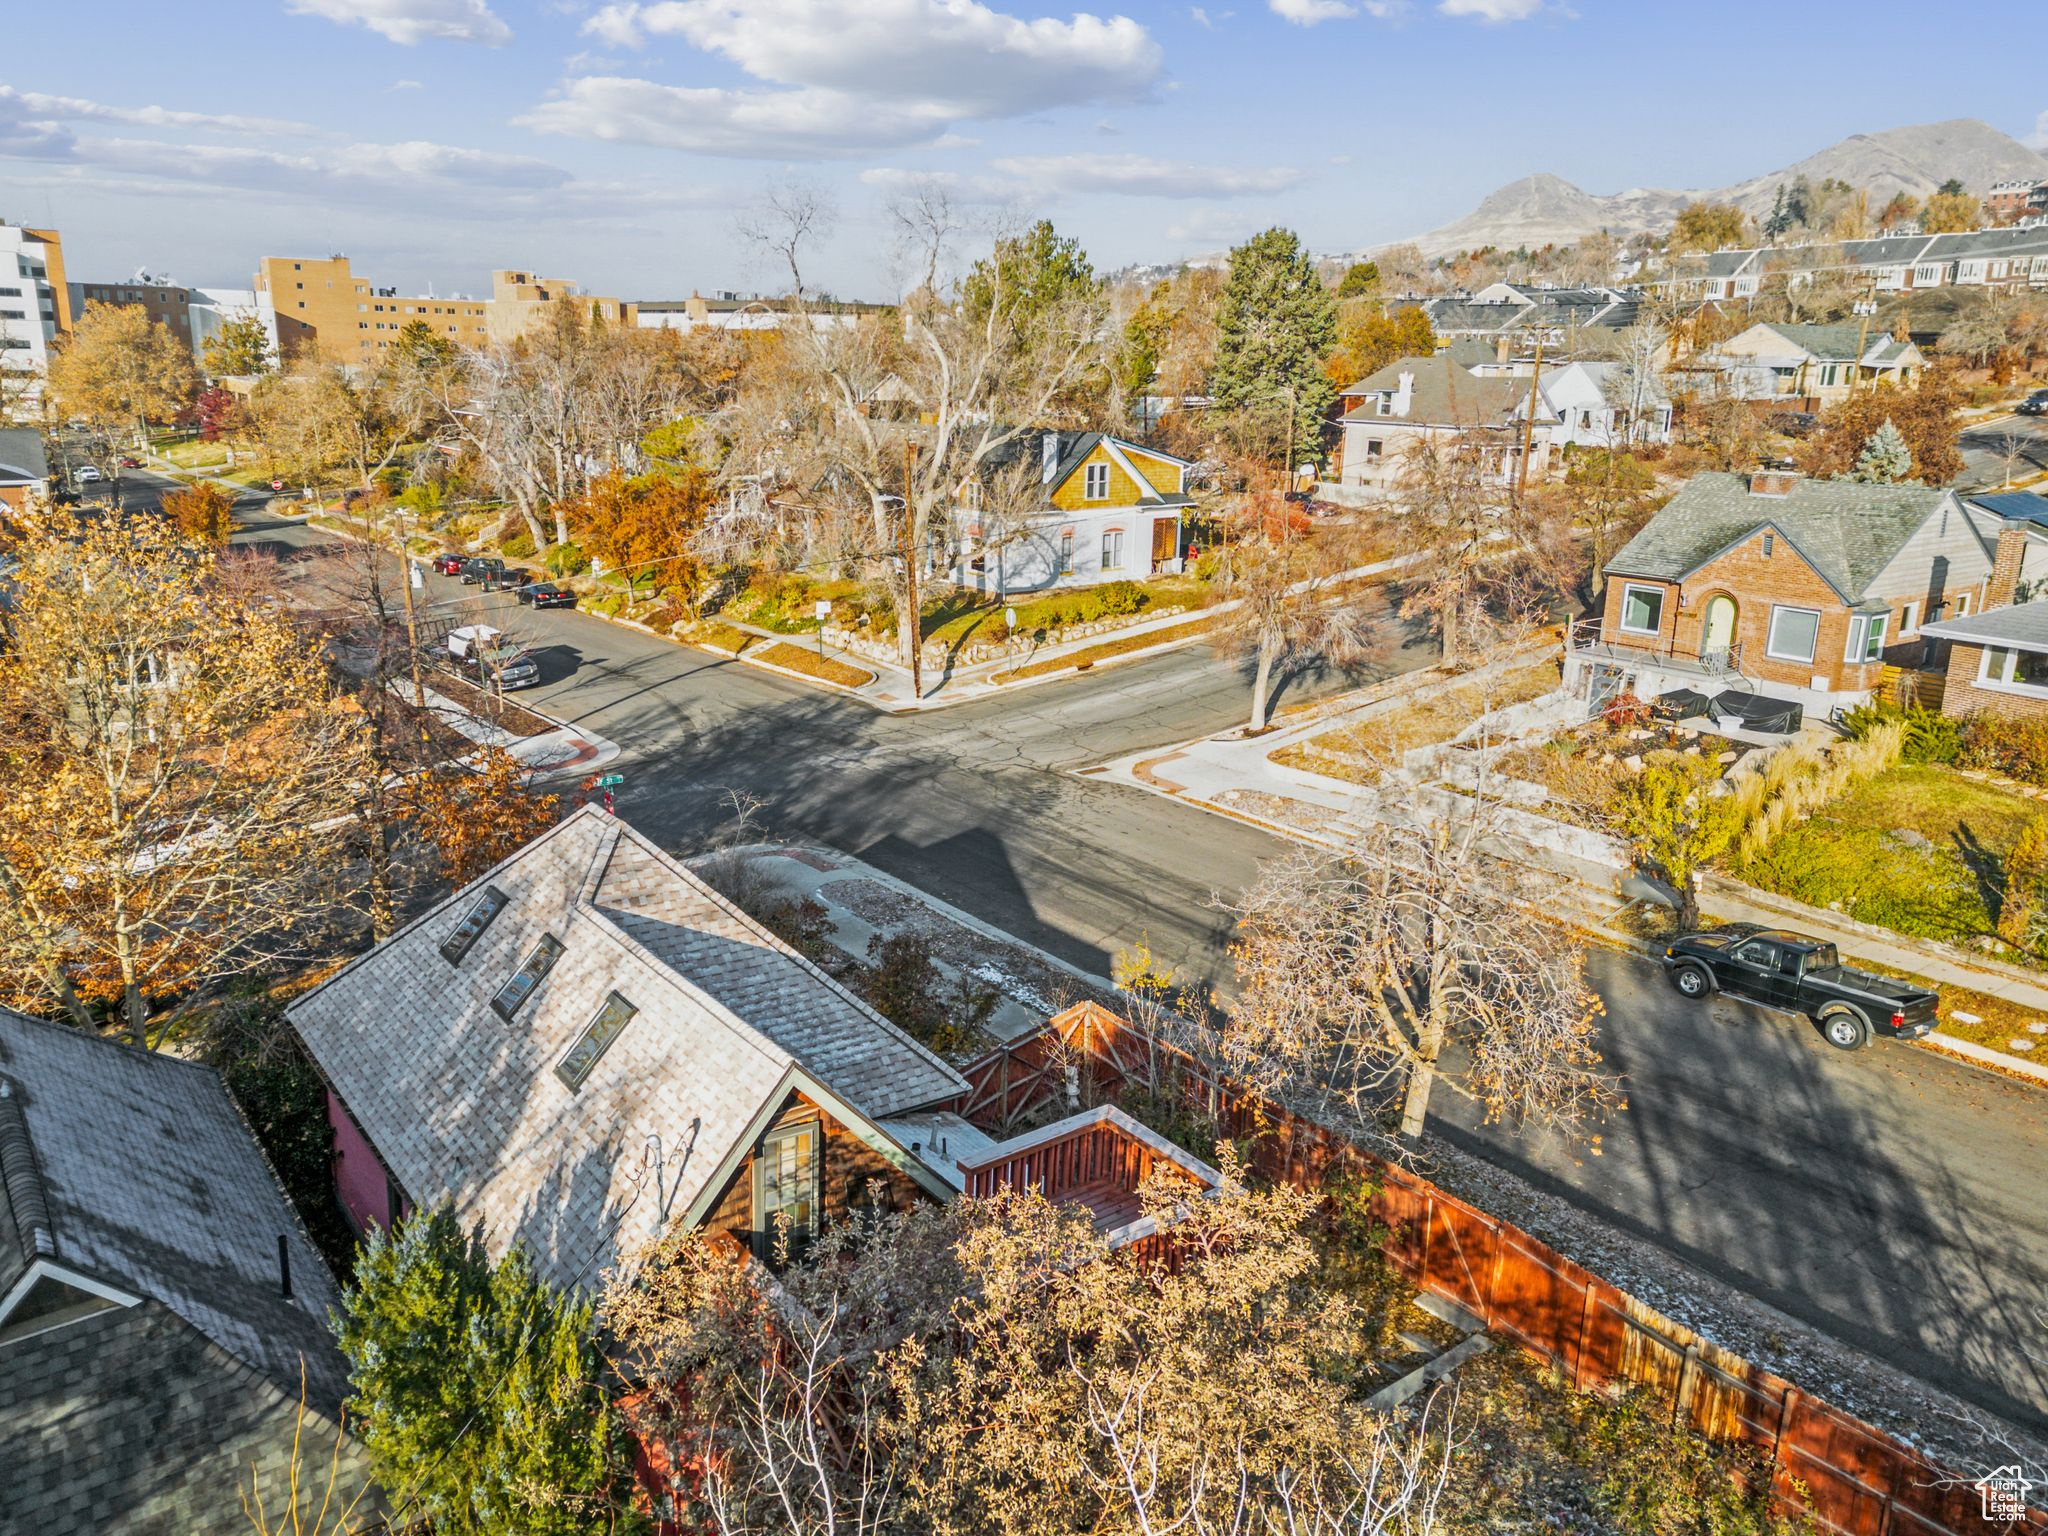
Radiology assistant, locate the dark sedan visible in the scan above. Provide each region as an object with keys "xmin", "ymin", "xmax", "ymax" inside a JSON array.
[{"xmin": 516, "ymin": 582, "xmax": 577, "ymax": 609}]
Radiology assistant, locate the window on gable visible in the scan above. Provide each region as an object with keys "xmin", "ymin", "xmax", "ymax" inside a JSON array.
[
  {"xmin": 755, "ymin": 1117, "xmax": 821, "ymax": 1263},
  {"xmin": 440, "ymin": 885, "xmax": 509, "ymax": 965},
  {"xmin": 556, "ymin": 992, "xmax": 638, "ymax": 1090},
  {"xmin": 1083, "ymin": 463, "xmax": 1110, "ymax": 500},
  {"xmin": 1618, "ymin": 584, "xmax": 1664, "ymax": 636},
  {"xmin": 492, "ymin": 934, "xmax": 564, "ymax": 1020}
]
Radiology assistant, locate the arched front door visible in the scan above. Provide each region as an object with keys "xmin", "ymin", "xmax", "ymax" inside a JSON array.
[{"xmin": 1702, "ymin": 595, "xmax": 1738, "ymax": 668}]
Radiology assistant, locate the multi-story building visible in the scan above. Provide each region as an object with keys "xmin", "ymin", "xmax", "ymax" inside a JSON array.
[
  {"xmin": 68, "ymin": 276, "xmax": 281, "ymax": 374},
  {"xmin": 1660, "ymin": 227, "xmax": 2048, "ymax": 301},
  {"xmin": 487, "ymin": 269, "xmax": 633, "ymax": 344},
  {"xmin": 252, "ymin": 255, "xmax": 491, "ymax": 362},
  {"xmin": 1984, "ymin": 179, "xmax": 2048, "ymax": 225},
  {"xmin": 1, "ymin": 224, "xmax": 71, "ymax": 419}
]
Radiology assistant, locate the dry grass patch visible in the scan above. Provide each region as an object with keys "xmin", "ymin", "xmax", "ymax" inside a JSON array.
[
  {"xmin": 753, "ymin": 641, "xmax": 876, "ymax": 689},
  {"xmin": 992, "ymin": 614, "xmax": 1222, "ymax": 683},
  {"xmin": 1271, "ymin": 658, "xmax": 1560, "ymax": 785}
]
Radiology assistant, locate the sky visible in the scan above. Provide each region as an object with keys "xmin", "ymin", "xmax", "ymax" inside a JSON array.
[{"xmin": 4, "ymin": 0, "xmax": 2046, "ymax": 303}]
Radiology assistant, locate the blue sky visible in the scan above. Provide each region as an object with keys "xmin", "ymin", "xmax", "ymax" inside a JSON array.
[{"xmin": 3, "ymin": 0, "xmax": 2044, "ymax": 301}]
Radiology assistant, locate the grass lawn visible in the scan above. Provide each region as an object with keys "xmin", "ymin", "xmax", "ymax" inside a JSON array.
[
  {"xmin": 1269, "ymin": 658, "xmax": 1561, "ymax": 786},
  {"xmin": 923, "ymin": 573, "xmax": 1213, "ymax": 650},
  {"xmin": 992, "ymin": 613, "xmax": 1221, "ymax": 682},
  {"xmin": 1738, "ymin": 763, "xmax": 2048, "ymax": 965},
  {"xmin": 753, "ymin": 641, "xmax": 875, "ymax": 689}
]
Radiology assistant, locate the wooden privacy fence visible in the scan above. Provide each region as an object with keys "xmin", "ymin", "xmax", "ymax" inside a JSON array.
[{"xmin": 954, "ymin": 1003, "xmax": 2046, "ymax": 1536}]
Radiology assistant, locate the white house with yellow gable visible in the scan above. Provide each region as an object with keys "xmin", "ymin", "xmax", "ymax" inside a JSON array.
[{"xmin": 948, "ymin": 430, "xmax": 1196, "ymax": 594}]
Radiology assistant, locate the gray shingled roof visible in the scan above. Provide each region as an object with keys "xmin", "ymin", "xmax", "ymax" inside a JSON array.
[
  {"xmin": 1922, "ymin": 599, "xmax": 2048, "ymax": 652},
  {"xmin": 1605, "ymin": 471, "xmax": 1954, "ymax": 601},
  {"xmin": 1750, "ymin": 322, "xmax": 1915, "ymax": 364},
  {"xmin": 288, "ymin": 808, "xmax": 968, "ymax": 1294},
  {"xmin": 1338, "ymin": 353, "xmax": 1538, "ymax": 427},
  {"xmin": 0, "ymin": 427, "xmax": 49, "ymax": 483},
  {"xmin": 0, "ymin": 1009, "xmax": 346, "ymax": 1405},
  {"xmin": 0, "ymin": 1302, "xmax": 377, "ymax": 1536}
]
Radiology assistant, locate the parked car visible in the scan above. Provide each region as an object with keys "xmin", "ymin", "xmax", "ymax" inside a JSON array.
[
  {"xmin": 2017, "ymin": 391, "xmax": 2048, "ymax": 417},
  {"xmin": 1766, "ymin": 410, "xmax": 1820, "ymax": 438},
  {"xmin": 516, "ymin": 581, "xmax": 576, "ymax": 609},
  {"xmin": 458, "ymin": 556, "xmax": 506, "ymax": 585},
  {"xmin": 446, "ymin": 624, "xmax": 541, "ymax": 690},
  {"xmin": 75, "ymin": 465, "xmax": 102, "ymax": 483},
  {"xmin": 481, "ymin": 566, "xmax": 532, "ymax": 592},
  {"xmin": 1661, "ymin": 923, "xmax": 1939, "ymax": 1050},
  {"xmin": 117, "ymin": 454, "xmax": 142, "ymax": 468},
  {"xmin": 432, "ymin": 552, "xmax": 468, "ymax": 575}
]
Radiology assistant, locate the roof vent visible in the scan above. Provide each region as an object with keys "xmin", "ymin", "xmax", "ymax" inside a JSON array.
[{"xmin": 1749, "ymin": 466, "xmax": 1800, "ymax": 498}]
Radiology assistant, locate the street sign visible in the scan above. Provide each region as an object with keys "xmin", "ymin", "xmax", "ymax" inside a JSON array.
[
  {"xmin": 814, "ymin": 599, "xmax": 831, "ymax": 621},
  {"xmin": 594, "ymin": 772, "xmax": 625, "ymax": 788},
  {"xmin": 1004, "ymin": 606, "xmax": 1017, "ymax": 630}
]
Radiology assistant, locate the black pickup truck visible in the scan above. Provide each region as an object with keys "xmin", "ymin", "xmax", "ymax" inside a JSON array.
[{"xmin": 1661, "ymin": 924, "xmax": 1940, "ymax": 1050}]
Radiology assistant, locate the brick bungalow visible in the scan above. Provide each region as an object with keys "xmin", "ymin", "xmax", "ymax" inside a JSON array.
[
  {"xmin": 1566, "ymin": 468, "xmax": 2008, "ymax": 720},
  {"xmin": 1923, "ymin": 510, "xmax": 2048, "ymax": 721},
  {"xmin": 287, "ymin": 806, "xmax": 1218, "ymax": 1286}
]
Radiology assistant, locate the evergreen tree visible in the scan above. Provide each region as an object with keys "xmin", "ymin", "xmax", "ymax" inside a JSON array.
[
  {"xmin": 1210, "ymin": 227, "xmax": 1338, "ymax": 466},
  {"xmin": 1851, "ymin": 418, "xmax": 1913, "ymax": 483},
  {"xmin": 1334, "ymin": 260, "xmax": 1380, "ymax": 299},
  {"xmin": 961, "ymin": 218, "xmax": 1097, "ymax": 337},
  {"xmin": 335, "ymin": 1206, "xmax": 625, "ymax": 1536}
]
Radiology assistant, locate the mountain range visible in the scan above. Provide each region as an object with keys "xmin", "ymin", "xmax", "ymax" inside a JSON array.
[{"xmin": 1388, "ymin": 118, "xmax": 2048, "ymax": 258}]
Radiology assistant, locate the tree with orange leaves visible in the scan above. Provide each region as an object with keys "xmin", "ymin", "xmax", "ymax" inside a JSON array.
[
  {"xmin": 399, "ymin": 747, "xmax": 560, "ymax": 887},
  {"xmin": 0, "ymin": 514, "xmax": 369, "ymax": 1046},
  {"xmin": 161, "ymin": 480, "xmax": 238, "ymax": 545},
  {"xmin": 570, "ymin": 468, "xmax": 716, "ymax": 604}
]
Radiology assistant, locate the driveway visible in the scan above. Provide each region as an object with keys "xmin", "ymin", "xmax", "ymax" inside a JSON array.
[{"xmin": 1957, "ymin": 410, "xmax": 2048, "ymax": 491}]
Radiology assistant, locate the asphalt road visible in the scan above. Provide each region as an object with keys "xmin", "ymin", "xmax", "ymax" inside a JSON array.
[
  {"xmin": 216, "ymin": 480, "xmax": 2048, "ymax": 1433},
  {"xmin": 1958, "ymin": 410, "xmax": 2048, "ymax": 491}
]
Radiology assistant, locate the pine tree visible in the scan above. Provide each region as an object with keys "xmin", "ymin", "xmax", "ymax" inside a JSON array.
[
  {"xmin": 1210, "ymin": 227, "xmax": 1338, "ymax": 467},
  {"xmin": 1851, "ymin": 418, "xmax": 1913, "ymax": 483},
  {"xmin": 335, "ymin": 1207, "xmax": 624, "ymax": 1536}
]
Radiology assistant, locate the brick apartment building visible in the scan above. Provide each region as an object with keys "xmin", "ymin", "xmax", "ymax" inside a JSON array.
[{"xmin": 253, "ymin": 254, "xmax": 492, "ymax": 362}]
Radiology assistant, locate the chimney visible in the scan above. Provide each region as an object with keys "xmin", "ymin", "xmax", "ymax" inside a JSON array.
[
  {"xmin": 1988, "ymin": 519, "xmax": 2031, "ymax": 609},
  {"xmin": 1495, "ymin": 334, "xmax": 1510, "ymax": 365},
  {"xmin": 1392, "ymin": 372, "xmax": 1415, "ymax": 418},
  {"xmin": 1041, "ymin": 431, "xmax": 1060, "ymax": 483},
  {"xmin": 1748, "ymin": 465, "xmax": 1800, "ymax": 498}
]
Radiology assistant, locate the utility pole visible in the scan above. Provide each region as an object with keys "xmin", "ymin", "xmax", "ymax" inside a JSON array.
[
  {"xmin": 1851, "ymin": 302, "xmax": 1876, "ymax": 401},
  {"xmin": 1514, "ymin": 330, "xmax": 1546, "ymax": 507},
  {"xmin": 902, "ymin": 439, "xmax": 922, "ymax": 701}
]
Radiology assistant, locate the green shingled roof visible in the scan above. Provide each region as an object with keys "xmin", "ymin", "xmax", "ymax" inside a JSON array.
[{"xmin": 1604, "ymin": 471, "xmax": 1953, "ymax": 602}]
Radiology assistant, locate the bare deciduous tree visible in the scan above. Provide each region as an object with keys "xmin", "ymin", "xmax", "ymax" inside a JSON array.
[
  {"xmin": 1212, "ymin": 510, "xmax": 1373, "ymax": 732},
  {"xmin": 1223, "ymin": 813, "xmax": 1617, "ymax": 1148}
]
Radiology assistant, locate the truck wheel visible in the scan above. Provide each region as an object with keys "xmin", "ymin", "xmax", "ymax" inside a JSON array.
[
  {"xmin": 1819, "ymin": 1007, "xmax": 1871, "ymax": 1051},
  {"xmin": 1671, "ymin": 964, "xmax": 1713, "ymax": 999}
]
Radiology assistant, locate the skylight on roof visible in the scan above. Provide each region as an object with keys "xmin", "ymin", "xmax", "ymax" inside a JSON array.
[
  {"xmin": 439, "ymin": 886, "xmax": 508, "ymax": 966},
  {"xmin": 492, "ymin": 934, "xmax": 563, "ymax": 1021},
  {"xmin": 556, "ymin": 992, "xmax": 637, "ymax": 1091}
]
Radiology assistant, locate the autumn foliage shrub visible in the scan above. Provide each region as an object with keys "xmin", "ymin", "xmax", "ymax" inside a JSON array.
[{"xmin": 1958, "ymin": 713, "xmax": 2048, "ymax": 787}]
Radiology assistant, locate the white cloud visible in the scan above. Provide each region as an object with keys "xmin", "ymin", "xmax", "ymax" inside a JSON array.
[
  {"xmin": 1268, "ymin": 0, "xmax": 1353, "ymax": 22},
  {"xmin": 1438, "ymin": 0, "xmax": 1542, "ymax": 19},
  {"xmin": 283, "ymin": 0, "xmax": 512, "ymax": 46},
  {"xmin": 0, "ymin": 86, "xmax": 317, "ymax": 138},
  {"xmin": 520, "ymin": 77, "xmax": 953, "ymax": 157},
  {"xmin": 990, "ymin": 152, "xmax": 1304, "ymax": 199},
  {"xmin": 2027, "ymin": 109, "xmax": 2048, "ymax": 150},
  {"xmin": 1165, "ymin": 207, "xmax": 1263, "ymax": 244},
  {"xmin": 551, "ymin": 0, "xmax": 1160, "ymax": 155},
  {"xmin": 388, "ymin": 78, "xmax": 424, "ymax": 91}
]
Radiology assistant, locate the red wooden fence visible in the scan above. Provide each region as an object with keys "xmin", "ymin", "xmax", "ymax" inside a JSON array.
[{"xmin": 953, "ymin": 1003, "xmax": 2047, "ymax": 1536}]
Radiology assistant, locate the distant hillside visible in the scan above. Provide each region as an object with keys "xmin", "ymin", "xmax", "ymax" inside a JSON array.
[{"xmin": 1386, "ymin": 118, "xmax": 2048, "ymax": 258}]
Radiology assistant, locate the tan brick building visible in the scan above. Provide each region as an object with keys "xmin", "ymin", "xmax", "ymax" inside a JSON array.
[
  {"xmin": 253, "ymin": 254, "xmax": 491, "ymax": 362},
  {"xmin": 487, "ymin": 269, "xmax": 633, "ymax": 344},
  {"xmin": 1567, "ymin": 468, "xmax": 2011, "ymax": 721}
]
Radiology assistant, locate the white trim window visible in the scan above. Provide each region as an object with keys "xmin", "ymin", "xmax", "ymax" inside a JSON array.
[
  {"xmin": 1845, "ymin": 612, "xmax": 1887, "ymax": 663},
  {"xmin": 1953, "ymin": 591, "xmax": 1973, "ymax": 618},
  {"xmin": 1617, "ymin": 583, "xmax": 1665, "ymax": 637},
  {"xmin": 1766, "ymin": 605, "xmax": 1822, "ymax": 663},
  {"xmin": 1101, "ymin": 527, "xmax": 1125, "ymax": 570},
  {"xmin": 1899, "ymin": 600, "xmax": 1920, "ymax": 637},
  {"xmin": 1083, "ymin": 463, "xmax": 1110, "ymax": 500},
  {"xmin": 1363, "ymin": 437, "xmax": 1384, "ymax": 459},
  {"xmin": 1978, "ymin": 646, "xmax": 2048, "ymax": 696}
]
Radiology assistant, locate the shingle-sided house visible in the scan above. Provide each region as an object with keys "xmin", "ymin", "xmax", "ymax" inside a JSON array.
[
  {"xmin": 1334, "ymin": 353, "xmax": 1554, "ymax": 496},
  {"xmin": 947, "ymin": 430, "xmax": 1196, "ymax": 594},
  {"xmin": 1566, "ymin": 468, "xmax": 2009, "ymax": 717},
  {"xmin": 288, "ymin": 807, "xmax": 979, "ymax": 1283},
  {"xmin": 0, "ymin": 1010, "xmax": 373, "ymax": 1536},
  {"xmin": 1704, "ymin": 321, "xmax": 1922, "ymax": 410}
]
